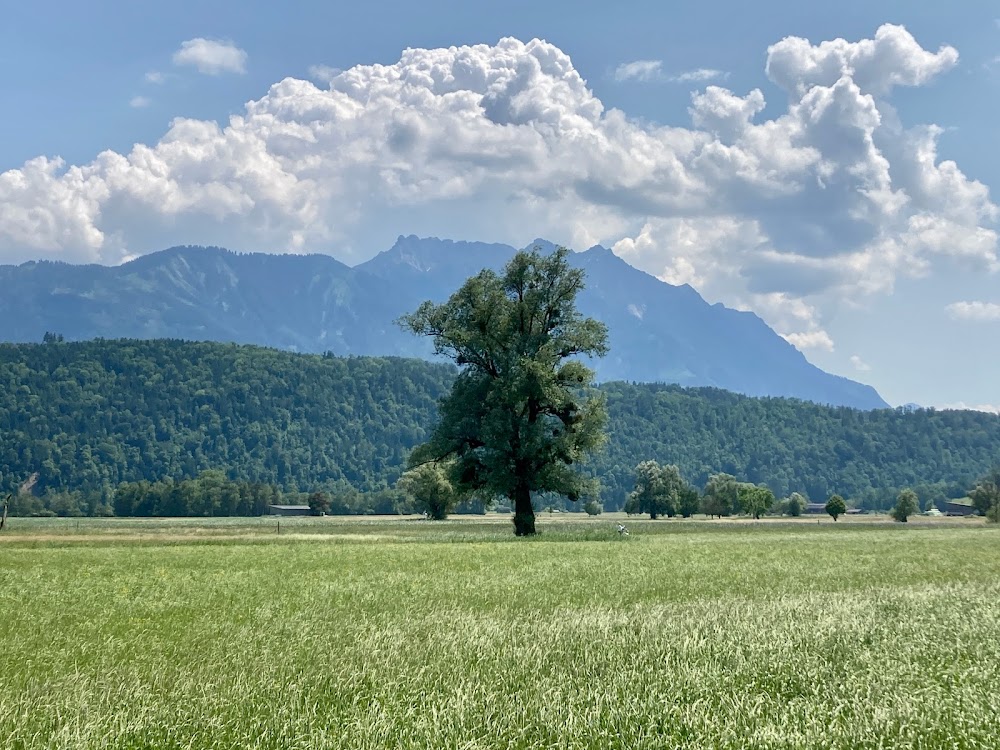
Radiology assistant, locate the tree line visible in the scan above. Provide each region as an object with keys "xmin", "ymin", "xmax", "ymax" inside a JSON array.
[{"xmin": 1, "ymin": 338, "xmax": 999, "ymax": 514}]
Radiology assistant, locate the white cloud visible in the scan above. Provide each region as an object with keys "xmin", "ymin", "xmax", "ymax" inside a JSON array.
[
  {"xmin": 849, "ymin": 355, "xmax": 871, "ymax": 371},
  {"xmin": 172, "ymin": 38, "xmax": 247, "ymax": 75},
  {"xmin": 0, "ymin": 27, "xmax": 995, "ymax": 347},
  {"xmin": 614, "ymin": 60, "xmax": 662, "ymax": 82},
  {"xmin": 946, "ymin": 301, "xmax": 1000, "ymax": 321},
  {"xmin": 308, "ymin": 64, "xmax": 342, "ymax": 85},
  {"xmin": 129, "ymin": 96, "xmax": 151, "ymax": 108},
  {"xmin": 765, "ymin": 23, "xmax": 958, "ymax": 97},
  {"xmin": 145, "ymin": 71, "xmax": 165, "ymax": 84},
  {"xmin": 669, "ymin": 68, "xmax": 728, "ymax": 83}
]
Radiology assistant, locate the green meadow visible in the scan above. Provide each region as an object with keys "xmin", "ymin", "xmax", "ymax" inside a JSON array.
[{"xmin": 2, "ymin": 516, "xmax": 999, "ymax": 749}]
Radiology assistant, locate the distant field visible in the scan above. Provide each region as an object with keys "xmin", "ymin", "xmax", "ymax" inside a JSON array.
[{"xmin": 2, "ymin": 517, "xmax": 999, "ymax": 749}]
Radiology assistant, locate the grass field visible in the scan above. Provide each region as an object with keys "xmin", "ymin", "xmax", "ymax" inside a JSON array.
[{"xmin": 2, "ymin": 515, "xmax": 999, "ymax": 749}]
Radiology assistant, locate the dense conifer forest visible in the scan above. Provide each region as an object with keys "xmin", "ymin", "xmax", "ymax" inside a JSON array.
[{"xmin": 2, "ymin": 339, "xmax": 997, "ymax": 515}]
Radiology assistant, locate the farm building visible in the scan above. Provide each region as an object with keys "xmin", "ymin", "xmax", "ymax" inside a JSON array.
[
  {"xmin": 268, "ymin": 504, "xmax": 312, "ymax": 516},
  {"xmin": 943, "ymin": 500, "xmax": 977, "ymax": 517}
]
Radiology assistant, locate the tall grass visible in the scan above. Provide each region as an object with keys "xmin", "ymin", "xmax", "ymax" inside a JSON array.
[{"xmin": 2, "ymin": 520, "xmax": 999, "ymax": 748}]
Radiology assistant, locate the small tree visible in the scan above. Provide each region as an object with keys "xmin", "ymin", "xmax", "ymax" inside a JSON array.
[
  {"xmin": 785, "ymin": 492, "xmax": 806, "ymax": 517},
  {"xmin": 583, "ymin": 499, "xmax": 602, "ymax": 516},
  {"xmin": 969, "ymin": 468, "xmax": 1000, "ymax": 519},
  {"xmin": 307, "ymin": 491, "xmax": 331, "ymax": 516},
  {"xmin": 701, "ymin": 473, "xmax": 740, "ymax": 518},
  {"xmin": 825, "ymin": 494, "xmax": 847, "ymax": 521},
  {"xmin": 626, "ymin": 461, "xmax": 689, "ymax": 520},
  {"xmin": 397, "ymin": 462, "xmax": 463, "ymax": 520},
  {"xmin": 891, "ymin": 488, "xmax": 919, "ymax": 523},
  {"xmin": 741, "ymin": 484, "xmax": 775, "ymax": 520},
  {"xmin": 678, "ymin": 485, "xmax": 701, "ymax": 518},
  {"xmin": 1, "ymin": 473, "xmax": 39, "ymax": 531}
]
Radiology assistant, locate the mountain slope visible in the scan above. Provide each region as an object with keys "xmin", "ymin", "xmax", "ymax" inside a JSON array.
[{"xmin": 0, "ymin": 237, "xmax": 887, "ymax": 407}]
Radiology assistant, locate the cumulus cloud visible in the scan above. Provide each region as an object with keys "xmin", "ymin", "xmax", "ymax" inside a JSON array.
[
  {"xmin": 614, "ymin": 60, "xmax": 662, "ymax": 82},
  {"xmin": 172, "ymin": 38, "xmax": 247, "ymax": 75},
  {"xmin": 946, "ymin": 301, "xmax": 1000, "ymax": 321},
  {"xmin": 145, "ymin": 71, "xmax": 165, "ymax": 84},
  {"xmin": 765, "ymin": 23, "xmax": 958, "ymax": 97},
  {"xmin": 0, "ymin": 27, "xmax": 995, "ymax": 356},
  {"xmin": 308, "ymin": 64, "xmax": 342, "ymax": 84},
  {"xmin": 129, "ymin": 96, "xmax": 151, "ymax": 108}
]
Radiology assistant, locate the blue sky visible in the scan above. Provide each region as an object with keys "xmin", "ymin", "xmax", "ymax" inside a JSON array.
[{"xmin": 1, "ymin": 0, "xmax": 999, "ymax": 410}]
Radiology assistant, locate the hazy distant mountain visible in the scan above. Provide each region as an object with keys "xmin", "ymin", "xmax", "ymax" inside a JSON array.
[{"xmin": 0, "ymin": 236, "xmax": 887, "ymax": 408}]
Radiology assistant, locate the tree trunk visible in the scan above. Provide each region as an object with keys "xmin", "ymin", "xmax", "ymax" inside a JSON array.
[
  {"xmin": 649, "ymin": 511, "xmax": 658, "ymax": 520},
  {"xmin": 512, "ymin": 485, "xmax": 536, "ymax": 536}
]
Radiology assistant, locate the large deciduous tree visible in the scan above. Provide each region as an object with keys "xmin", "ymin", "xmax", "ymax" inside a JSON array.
[{"xmin": 400, "ymin": 247, "xmax": 609, "ymax": 536}]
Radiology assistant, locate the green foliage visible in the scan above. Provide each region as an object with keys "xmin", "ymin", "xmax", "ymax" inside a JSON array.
[
  {"xmin": 677, "ymin": 485, "xmax": 701, "ymax": 518},
  {"xmin": 785, "ymin": 492, "xmax": 807, "ymax": 517},
  {"xmin": 113, "ymin": 471, "xmax": 281, "ymax": 517},
  {"xmin": 593, "ymin": 383, "xmax": 1000, "ymax": 510},
  {"xmin": 1, "ymin": 339, "xmax": 1000, "ymax": 518},
  {"xmin": 740, "ymin": 484, "xmax": 775, "ymax": 519},
  {"xmin": 625, "ymin": 460, "xmax": 692, "ymax": 519},
  {"xmin": 400, "ymin": 247, "xmax": 608, "ymax": 536},
  {"xmin": 825, "ymin": 494, "xmax": 847, "ymax": 521},
  {"xmin": 397, "ymin": 463, "xmax": 463, "ymax": 520},
  {"xmin": 0, "ymin": 339, "xmax": 452, "ymax": 505},
  {"xmin": 701, "ymin": 473, "xmax": 740, "ymax": 518},
  {"xmin": 307, "ymin": 491, "xmax": 331, "ymax": 516},
  {"xmin": 583, "ymin": 499, "xmax": 602, "ymax": 516},
  {"xmin": 891, "ymin": 488, "xmax": 919, "ymax": 523},
  {"xmin": 969, "ymin": 467, "xmax": 1000, "ymax": 520}
]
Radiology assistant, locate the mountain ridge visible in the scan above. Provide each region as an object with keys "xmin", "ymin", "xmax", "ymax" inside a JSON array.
[{"xmin": 0, "ymin": 237, "xmax": 887, "ymax": 408}]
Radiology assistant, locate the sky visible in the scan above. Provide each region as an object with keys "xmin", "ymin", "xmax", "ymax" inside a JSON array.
[{"xmin": 1, "ymin": 0, "xmax": 999, "ymax": 411}]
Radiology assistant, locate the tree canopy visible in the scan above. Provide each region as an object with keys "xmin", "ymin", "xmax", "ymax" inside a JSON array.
[
  {"xmin": 701, "ymin": 473, "xmax": 740, "ymax": 518},
  {"xmin": 2, "ymin": 339, "xmax": 1000, "ymax": 516},
  {"xmin": 969, "ymin": 468, "xmax": 1000, "ymax": 521},
  {"xmin": 825, "ymin": 494, "xmax": 847, "ymax": 521},
  {"xmin": 397, "ymin": 463, "xmax": 464, "ymax": 520},
  {"xmin": 740, "ymin": 484, "xmax": 776, "ymax": 520},
  {"xmin": 400, "ymin": 247, "xmax": 608, "ymax": 535},
  {"xmin": 625, "ymin": 461, "xmax": 693, "ymax": 519},
  {"xmin": 891, "ymin": 488, "xmax": 919, "ymax": 523}
]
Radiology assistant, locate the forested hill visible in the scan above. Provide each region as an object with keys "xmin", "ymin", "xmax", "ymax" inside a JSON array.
[{"xmin": 1, "ymin": 339, "xmax": 997, "ymax": 510}]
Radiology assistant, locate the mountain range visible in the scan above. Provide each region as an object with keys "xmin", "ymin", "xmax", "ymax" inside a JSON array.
[{"xmin": 0, "ymin": 236, "xmax": 887, "ymax": 408}]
